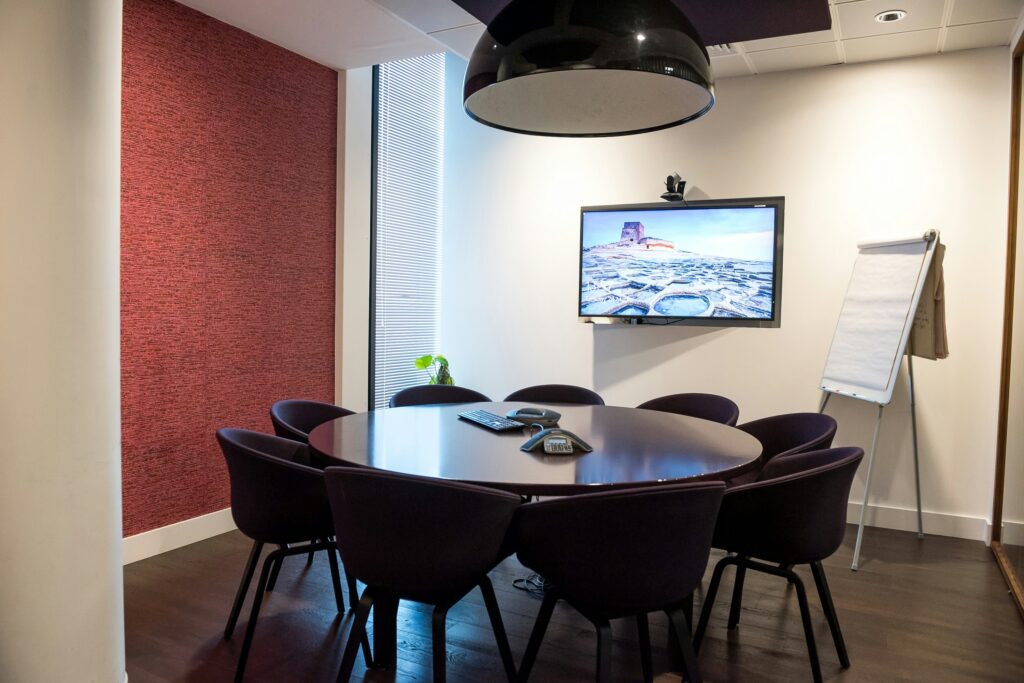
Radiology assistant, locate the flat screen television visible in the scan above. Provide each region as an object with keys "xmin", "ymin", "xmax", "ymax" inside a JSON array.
[{"xmin": 579, "ymin": 197, "xmax": 784, "ymax": 326}]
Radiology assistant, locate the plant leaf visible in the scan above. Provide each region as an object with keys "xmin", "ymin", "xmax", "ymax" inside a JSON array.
[
  {"xmin": 414, "ymin": 354, "xmax": 434, "ymax": 370},
  {"xmin": 435, "ymin": 354, "xmax": 448, "ymax": 367}
]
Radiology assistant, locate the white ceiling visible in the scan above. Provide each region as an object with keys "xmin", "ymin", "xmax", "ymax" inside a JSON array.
[
  {"xmin": 173, "ymin": 0, "xmax": 440, "ymax": 70},
  {"xmin": 374, "ymin": 0, "xmax": 1024, "ymax": 78},
  {"xmin": 176, "ymin": 0, "xmax": 1024, "ymax": 76}
]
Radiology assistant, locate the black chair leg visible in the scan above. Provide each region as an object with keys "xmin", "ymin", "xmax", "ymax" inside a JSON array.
[
  {"xmin": 727, "ymin": 561, "xmax": 747, "ymax": 630},
  {"xmin": 325, "ymin": 541, "xmax": 346, "ymax": 613},
  {"xmin": 224, "ymin": 540, "xmax": 263, "ymax": 640},
  {"xmin": 667, "ymin": 607, "xmax": 702, "ymax": 683},
  {"xmin": 594, "ymin": 619, "xmax": 612, "ymax": 683},
  {"xmin": 694, "ymin": 555, "xmax": 733, "ymax": 652},
  {"xmin": 518, "ymin": 590, "xmax": 558, "ymax": 682},
  {"xmin": 432, "ymin": 604, "xmax": 450, "ymax": 683},
  {"xmin": 479, "ymin": 577, "xmax": 517, "ymax": 682},
  {"xmin": 811, "ymin": 560, "xmax": 850, "ymax": 669},
  {"xmin": 346, "ymin": 573, "xmax": 359, "ymax": 613},
  {"xmin": 337, "ymin": 590, "xmax": 374, "ymax": 683},
  {"xmin": 789, "ymin": 570, "xmax": 823, "ymax": 683},
  {"xmin": 636, "ymin": 613, "xmax": 653, "ymax": 683},
  {"xmin": 266, "ymin": 544, "xmax": 287, "ymax": 591},
  {"xmin": 234, "ymin": 548, "xmax": 281, "ymax": 683},
  {"xmin": 307, "ymin": 538, "xmax": 315, "ymax": 566}
]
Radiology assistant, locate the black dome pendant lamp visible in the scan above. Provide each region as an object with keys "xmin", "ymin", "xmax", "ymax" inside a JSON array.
[{"xmin": 463, "ymin": 0, "xmax": 714, "ymax": 137}]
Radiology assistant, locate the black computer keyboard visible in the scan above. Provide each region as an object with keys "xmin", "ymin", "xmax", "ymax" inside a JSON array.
[{"xmin": 458, "ymin": 409, "xmax": 526, "ymax": 432}]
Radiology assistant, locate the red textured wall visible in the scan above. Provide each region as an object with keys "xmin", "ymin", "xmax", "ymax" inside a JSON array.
[{"xmin": 121, "ymin": 0, "xmax": 337, "ymax": 536}]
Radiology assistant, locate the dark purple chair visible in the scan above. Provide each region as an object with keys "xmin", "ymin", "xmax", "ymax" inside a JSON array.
[
  {"xmin": 694, "ymin": 447, "xmax": 864, "ymax": 683},
  {"xmin": 388, "ymin": 384, "xmax": 491, "ymax": 408},
  {"xmin": 727, "ymin": 412, "xmax": 838, "ymax": 485},
  {"xmin": 324, "ymin": 467, "xmax": 520, "ymax": 683},
  {"xmin": 636, "ymin": 392, "xmax": 740, "ymax": 426},
  {"xmin": 513, "ymin": 482, "xmax": 725, "ymax": 683},
  {"xmin": 216, "ymin": 428, "xmax": 357, "ymax": 682},
  {"xmin": 270, "ymin": 398, "xmax": 354, "ymax": 443},
  {"xmin": 503, "ymin": 383, "xmax": 605, "ymax": 405}
]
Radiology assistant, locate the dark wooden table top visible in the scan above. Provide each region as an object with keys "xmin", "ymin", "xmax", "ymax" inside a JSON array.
[{"xmin": 308, "ymin": 402, "xmax": 762, "ymax": 495}]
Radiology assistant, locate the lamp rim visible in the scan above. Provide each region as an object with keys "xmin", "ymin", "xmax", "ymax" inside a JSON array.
[{"xmin": 463, "ymin": 66, "xmax": 716, "ymax": 138}]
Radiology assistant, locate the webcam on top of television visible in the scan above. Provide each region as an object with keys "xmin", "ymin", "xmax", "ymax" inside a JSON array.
[{"xmin": 661, "ymin": 173, "xmax": 686, "ymax": 202}]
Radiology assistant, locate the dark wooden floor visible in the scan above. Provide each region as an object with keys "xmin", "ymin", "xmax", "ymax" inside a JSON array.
[{"xmin": 125, "ymin": 526, "xmax": 1024, "ymax": 682}]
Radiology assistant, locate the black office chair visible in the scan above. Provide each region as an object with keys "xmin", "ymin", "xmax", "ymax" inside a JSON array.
[
  {"xmin": 504, "ymin": 383, "xmax": 605, "ymax": 405},
  {"xmin": 636, "ymin": 392, "xmax": 740, "ymax": 426},
  {"xmin": 216, "ymin": 428, "xmax": 355, "ymax": 682},
  {"xmin": 388, "ymin": 384, "xmax": 491, "ymax": 408},
  {"xmin": 727, "ymin": 412, "xmax": 837, "ymax": 485},
  {"xmin": 324, "ymin": 467, "xmax": 520, "ymax": 683},
  {"xmin": 270, "ymin": 398, "xmax": 354, "ymax": 443},
  {"xmin": 514, "ymin": 482, "xmax": 726, "ymax": 683},
  {"xmin": 694, "ymin": 447, "xmax": 864, "ymax": 683}
]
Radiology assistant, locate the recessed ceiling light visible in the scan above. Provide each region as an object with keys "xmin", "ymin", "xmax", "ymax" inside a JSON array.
[{"xmin": 874, "ymin": 9, "xmax": 907, "ymax": 23}]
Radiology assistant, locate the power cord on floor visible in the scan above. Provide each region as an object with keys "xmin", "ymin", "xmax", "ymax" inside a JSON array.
[{"xmin": 513, "ymin": 573, "xmax": 550, "ymax": 598}]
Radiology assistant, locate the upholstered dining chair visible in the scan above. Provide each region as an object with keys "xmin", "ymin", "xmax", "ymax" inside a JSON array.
[
  {"xmin": 513, "ymin": 481, "xmax": 726, "ymax": 683},
  {"xmin": 636, "ymin": 392, "xmax": 740, "ymax": 426},
  {"xmin": 727, "ymin": 412, "xmax": 838, "ymax": 485},
  {"xmin": 504, "ymin": 383, "xmax": 605, "ymax": 405},
  {"xmin": 388, "ymin": 384, "xmax": 491, "ymax": 407},
  {"xmin": 694, "ymin": 446, "xmax": 864, "ymax": 683},
  {"xmin": 324, "ymin": 467, "xmax": 520, "ymax": 683},
  {"xmin": 216, "ymin": 428, "xmax": 358, "ymax": 682},
  {"xmin": 270, "ymin": 398, "xmax": 354, "ymax": 443}
]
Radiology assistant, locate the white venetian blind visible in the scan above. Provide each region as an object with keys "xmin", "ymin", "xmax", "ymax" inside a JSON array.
[{"xmin": 372, "ymin": 53, "xmax": 445, "ymax": 409}]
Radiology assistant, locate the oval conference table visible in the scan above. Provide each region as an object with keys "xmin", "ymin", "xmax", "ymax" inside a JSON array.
[
  {"xmin": 308, "ymin": 401, "xmax": 763, "ymax": 669},
  {"xmin": 308, "ymin": 401, "xmax": 763, "ymax": 497}
]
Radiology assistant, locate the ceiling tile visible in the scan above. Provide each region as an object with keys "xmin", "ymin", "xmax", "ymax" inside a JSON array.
[
  {"xmin": 746, "ymin": 41, "xmax": 841, "ymax": 73},
  {"xmin": 943, "ymin": 18, "xmax": 1017, "ymax": 51},
  {"xmin": 711, "ymin": 54, "xmax": 754, "ymax": 78},
  {"xmin": 949, "ymin": 0, "xmax": 1024, "ymax": 25},
  {"xmin": 373, "ymin": 0, "xmax": 478, "ymax": 33},
  {"xmin": 741, "ymin": 29, "xmax": 837, "ymax": 52},
  {"xmin": 429, "ymin": 22, "xmax": 486, "ymax": 59},
  {"xmin": 843, "ymin": 28, "xmax": 941, "ymax": 62},
  {"xmin": 837, "ymin": 0, "xmax": 945, "ymax": 39}
]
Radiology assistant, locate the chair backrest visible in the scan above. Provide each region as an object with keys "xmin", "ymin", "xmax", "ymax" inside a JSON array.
[
  {"xmin": 713, "ymin": 446, "xmax": 864, "ymax": 565},
  {"xmin": 504, "ymin": 384, "xmax": 605, "ymax": 405},
  {"xmin": 216, "ymin": 428, "xmax": 335, "ymax": 545},
  {"xmin": 636, "ymin": 392, "xmax": 740, "ymax": 426},
  {"xmin": 324, "ymin": 467, "xmax": 521, "ymax": 604},
  {"xmin": 270, "ymin": 399, "xmax": 354, "ymax": 443},
  {"xmin": 736, "ymin": 412, "xmax": 837, "ymax": 461},
  {"xmin": 513, "ymin": 482, "xmax": 725, "ymax": 619},
  {"xmin": 388, "ymin": 384, "xmax": 491, "ymax": 408}
]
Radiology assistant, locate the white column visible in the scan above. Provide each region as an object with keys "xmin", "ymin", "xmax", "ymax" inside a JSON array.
[{"xmin": 0, "ymin": 1, "xmax": 125, "ymax": 681}]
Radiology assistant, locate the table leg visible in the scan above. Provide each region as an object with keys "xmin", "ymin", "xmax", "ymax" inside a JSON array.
[{"xmin": 372, "ymin": 594, "xmax": 399, "ymax": 669}]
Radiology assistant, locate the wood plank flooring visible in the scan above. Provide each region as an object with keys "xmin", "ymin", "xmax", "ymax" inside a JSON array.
[{"xmin": 124, "ymin": 525, "xmax": 1024, "ymax": 682}]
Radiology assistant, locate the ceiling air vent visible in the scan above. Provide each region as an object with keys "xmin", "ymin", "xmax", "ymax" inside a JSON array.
[{"xmin": 706, "ymin": 44, "xmax": 736, "ymax": 56}]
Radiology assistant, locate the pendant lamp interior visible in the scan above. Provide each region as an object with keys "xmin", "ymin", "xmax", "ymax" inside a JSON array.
[{"xmin": 463, "ymin": 0, "xmax": 715, "ymax": 137}]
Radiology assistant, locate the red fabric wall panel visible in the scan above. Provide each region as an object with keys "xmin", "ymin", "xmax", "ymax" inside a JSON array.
[{"xmin": 121, "ymin": 0, "xmax": 337, "ymax": 536}]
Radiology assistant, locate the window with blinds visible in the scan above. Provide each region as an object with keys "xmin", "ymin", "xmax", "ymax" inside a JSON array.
[{"xmin": 371, "ymin": 53, "xmax": 445, "ymax": 410}]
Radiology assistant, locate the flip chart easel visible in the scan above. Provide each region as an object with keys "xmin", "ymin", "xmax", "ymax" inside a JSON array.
[{"xmin": 818, "ymin": 230, "xmax": 939, "ymax": 571}]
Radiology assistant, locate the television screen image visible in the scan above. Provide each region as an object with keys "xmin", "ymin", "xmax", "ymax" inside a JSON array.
[{"xmin": 579, "ymin": 198, "xmax": 784, "ymax": 323}]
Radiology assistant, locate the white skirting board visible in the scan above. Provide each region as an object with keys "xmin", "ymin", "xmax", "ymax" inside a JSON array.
[
  {"xmin": 848, "ymin": 501, "xmax": 990, "ymax": 543},
  {"xmin": 997, "ymin": 518, "xmax": 1024, "ymax": 546},
  {"xmin": 122, "ymin": 508, "xmax": 236, "ymax": 565}
]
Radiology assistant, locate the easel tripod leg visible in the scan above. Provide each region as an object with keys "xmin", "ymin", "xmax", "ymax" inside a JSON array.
[
  {"xmin": 852, "ymin": 404, "xmax": 884, "ymax": 571},
  {"xmin": 908, "ymin": 355, "xmax": 924, "ymax": 539}
]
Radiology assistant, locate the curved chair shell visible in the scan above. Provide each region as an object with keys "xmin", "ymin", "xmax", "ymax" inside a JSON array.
[
  {"xmin": 270, "ymin": 399, "xmax": 354, "ymax": 443},
  {"xmin": 388, "ymin": 384, "xmax": 491, "ymax": 408},
  {"xmin": 503, "ymin": 384, "xmax": 605, "ymax": 405},
  {"xmin": 636, "ymin": 392, "xmax": 740, "ymax": 426}
]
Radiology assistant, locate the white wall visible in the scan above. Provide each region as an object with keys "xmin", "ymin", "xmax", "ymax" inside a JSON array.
[
  {"xmin": 339, "ymin": 67, "xmax": 374, "ymax": 412},
  {"xmin": 0, "ymin": 0, "xmax": 125, "ymax": 680},
  {"xmin": 441, "ymin": 48, "xmax": 1012, "ymax": 541}
]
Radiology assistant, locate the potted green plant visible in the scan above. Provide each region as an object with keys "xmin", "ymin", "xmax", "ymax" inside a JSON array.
[{"xmin": 414, "ymin": 354, "xmax": 453, "ymax": 385}]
